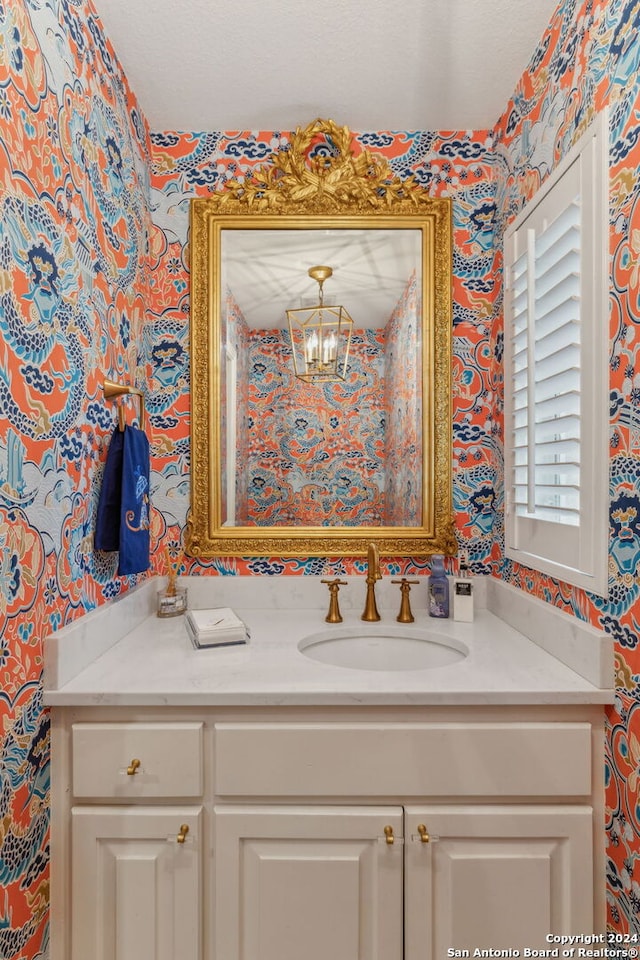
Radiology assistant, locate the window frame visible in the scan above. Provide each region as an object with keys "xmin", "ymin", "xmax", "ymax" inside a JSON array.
[{"xmin": 503, "ymin": 110, "xmax": 609, "ymax": 597}]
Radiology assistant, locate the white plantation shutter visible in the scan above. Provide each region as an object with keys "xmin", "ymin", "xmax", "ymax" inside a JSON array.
[
  {"xmin": 504, "ymin": 112, "xmax": 609, "ymax": 596},
  {"xmin": 511, "ymin": 193, "xmax": 581, "ymax": 526}
]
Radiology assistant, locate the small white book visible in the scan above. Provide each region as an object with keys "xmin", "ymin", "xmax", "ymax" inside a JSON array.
[{"xmin": 186, "ymin": 607, "xmax": 249, "ymax": 648}]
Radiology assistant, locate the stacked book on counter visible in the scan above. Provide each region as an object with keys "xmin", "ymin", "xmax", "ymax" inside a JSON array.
[{"xmin": 185, "ymin": 607, "xmax": 250, "ymax": 648}]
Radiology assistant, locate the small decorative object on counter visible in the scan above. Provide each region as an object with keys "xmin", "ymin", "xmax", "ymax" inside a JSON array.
[
  {"xmin": 452, "ymin": 552, "xmax": 474, "ymax": 622},
  {"xmin": 157, "ymin": 546, "xmax": 188, "ymax": 618},
  {"xmin": 428, "ymin": 553, "xmax": 449, "ymax": 618},
  {"xmin": 185, "ymin": 607, "xmax": 249, "ymax": 648}
]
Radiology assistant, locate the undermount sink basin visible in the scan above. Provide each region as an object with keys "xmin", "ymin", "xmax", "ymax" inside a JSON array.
[{"xmin": 298, "ymin": 624, "xmax": 468, "ymax": 672}]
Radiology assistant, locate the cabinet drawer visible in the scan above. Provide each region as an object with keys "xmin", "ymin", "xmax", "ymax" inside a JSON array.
[
  {"xmin": 214, "ymin": 722, "xmax": 592, "ymax": 798},
  {"xmin": 72, "ymin": 722, "xmax": 203, "ymax": 799}
]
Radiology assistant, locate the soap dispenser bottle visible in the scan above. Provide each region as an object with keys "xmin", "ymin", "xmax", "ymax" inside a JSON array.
[
  {"xmin": 452, "ymin": 553, "xmax": 474, "ymax": 622},
  {"xmin": 428, "ymin": 554, "xmax": 449, "ymax": 618}
]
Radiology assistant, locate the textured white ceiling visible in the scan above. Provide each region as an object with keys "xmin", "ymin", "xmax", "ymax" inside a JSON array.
[
  {"xmin": 93, "ymin": 0, "xmax": 559, "ymax": 132},
  {"xmin": 224, "ymin": 229, "xmax": 423, "ymax": 329}
]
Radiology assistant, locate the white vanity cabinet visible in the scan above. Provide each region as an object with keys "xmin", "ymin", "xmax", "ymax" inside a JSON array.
[
  {"xmin": 213, "ymin": 804, "xmax": 593, "ymax": 960},
  {"xmin": 214, "ymin": 805, "xmax": 405, "ymax": 960},
  {"xmin": 58, "ymin": 721, "xmax": 204, "ymax": 960},
  {"xmin": 71, "ymin": 805, "xmax": 202, "ymax": 960},
  {"xmin": 404, "ymin": 805, "xmax": 593, "ymax": 958},
  {"xmin": 50, "ymin": 705, "xmax": 605, "ymax": 960}
]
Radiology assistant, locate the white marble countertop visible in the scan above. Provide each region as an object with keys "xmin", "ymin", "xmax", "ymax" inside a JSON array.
[{"xmin": 43, "ymin": 577, "xmax": 614, "ymax": 706}]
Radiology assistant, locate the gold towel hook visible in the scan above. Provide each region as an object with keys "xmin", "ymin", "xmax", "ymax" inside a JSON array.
[{"xmin": 103, "ymin": 377, "xmax": 146, "ymax": 432}]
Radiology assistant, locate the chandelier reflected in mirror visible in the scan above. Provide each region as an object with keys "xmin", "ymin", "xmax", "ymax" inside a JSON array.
[{"xmin": 286, "ymin": 265, "xmax": 354, "ymax": 383}]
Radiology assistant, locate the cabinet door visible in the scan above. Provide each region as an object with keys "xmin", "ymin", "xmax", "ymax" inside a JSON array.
[
  {"xmin": 71, "ymin": 806, "xmax": 202, "ymax": 960},
  {"xmin": 405, "ymin": 805, "xmax": 593, "ymax": 959},
  {"xmin": 214, "ymin": 804, "xmax": 403, "ymax": 960}
]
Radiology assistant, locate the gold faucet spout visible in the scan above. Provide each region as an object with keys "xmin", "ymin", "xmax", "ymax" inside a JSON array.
[
  {"xmin": 366, "ymin": 542, "xmax": 381, "ymax": 584},
  {"xmin": 362, "ymin": 542, "xmax": 382, "ymax": 621}
]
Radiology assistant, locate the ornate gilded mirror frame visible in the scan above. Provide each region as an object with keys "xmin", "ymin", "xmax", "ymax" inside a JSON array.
[{"xmin": 187, "ymin": 118, "xmax": 455, "ymax": 557}]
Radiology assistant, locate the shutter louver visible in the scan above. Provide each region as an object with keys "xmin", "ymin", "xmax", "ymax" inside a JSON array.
[{"xmin": 510, "ymin": 199, "xmax": 581, "ymax": 527}]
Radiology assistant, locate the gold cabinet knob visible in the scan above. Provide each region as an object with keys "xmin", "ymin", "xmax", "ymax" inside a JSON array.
[
  {"xmin": 177, "ymin": 823, "xmax": 189, "ymax": 844},
  {"xmin": 384, "ymin": 825, "xmax": 395, "ymax": 845},
  {"xmin": 126, "ymin": 758, "xmax": 141, "ymax": 776},
  {"xmin": 417, "ymin": 823, "xmax": 430, "ymax": 843}
]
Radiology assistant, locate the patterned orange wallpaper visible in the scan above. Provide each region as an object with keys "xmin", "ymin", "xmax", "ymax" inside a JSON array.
[
  {"xmin": 0, "ymin": 0, "xmax": 153, "ymax": 955},
  {"xmin": 490, "ymin": 0, "xmax": 640, "ymax": 933},
  {"xmin": 1, "ymin": 0, "xmax": 640, "ymax": 953}
]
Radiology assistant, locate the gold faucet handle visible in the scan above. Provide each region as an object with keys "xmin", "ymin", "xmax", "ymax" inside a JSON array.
[
  {"xmin": 391, "ymin": 578, "xmax": 420, "ymax": 623},
  {"xmin": 321, "ymin": 578, "xmax": 348, "ymax": 623}
]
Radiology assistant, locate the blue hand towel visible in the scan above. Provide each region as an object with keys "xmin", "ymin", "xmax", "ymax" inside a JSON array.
[
  {"xmin": 94, "ymin": 426, "xmax": 125, "ymax": 552},
  {"xmin": 118, "ymin": 424, "xmax": 150, "ymax": 576}
]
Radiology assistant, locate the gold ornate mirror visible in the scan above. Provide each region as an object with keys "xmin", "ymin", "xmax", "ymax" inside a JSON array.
[{"xmin": 187, "ymin": 118, "xmax": 454, "ymax": 557}]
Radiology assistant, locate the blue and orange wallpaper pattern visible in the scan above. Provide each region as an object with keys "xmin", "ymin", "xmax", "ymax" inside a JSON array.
[
  {"xmin": 1, "ymin": 0, "xmax": 640, "ymax": 954},
  {"xmin": 383, "ymin": 271, "xmax": 422, "ymax": 527},
  {"xmin": 490, "ymin": 0, "xmax": 640, "ymax": 933},
  {"xmin": 242, "ymin": 327, "xmax": 388, "ymax": 527},
  {"xmin": 0, "ymin": 0, "xmax": 154, "ymax": 956},
  {"xmin": 225, "ymin": 272, "xmax": 420, "ymax": 528},
  {"xmin": 220, "ymin": 287, "xmax": 250, "ymax": 524}
]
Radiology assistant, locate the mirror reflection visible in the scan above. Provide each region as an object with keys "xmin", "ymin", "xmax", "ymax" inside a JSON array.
[
  {"xmin": 220, "ymin": 228, "xmax": 423, "ymax": 528},
  {"xmin": 187, "ymin": 116, "xmax": 454, "ymax": 558}
]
